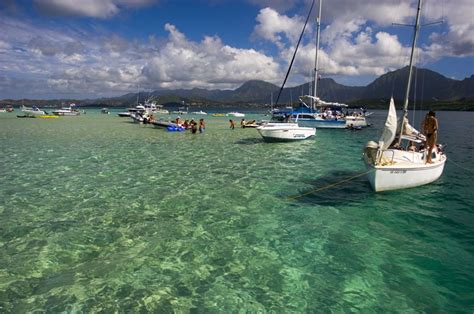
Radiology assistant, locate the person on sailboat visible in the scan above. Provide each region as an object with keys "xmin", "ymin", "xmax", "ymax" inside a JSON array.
[{"xmin": 422, "ymin": 111, "xmax": 438, "ymax": 164}]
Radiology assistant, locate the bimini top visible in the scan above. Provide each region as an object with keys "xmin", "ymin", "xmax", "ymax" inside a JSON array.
[{"xmin": 299, "ymin": 95, "xmax": 348, "ymax": 108}]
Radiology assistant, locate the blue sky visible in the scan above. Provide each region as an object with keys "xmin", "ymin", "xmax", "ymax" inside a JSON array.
[{"xmin": 0, "ymin": 0, "xmax": 473, "ymax": 99}]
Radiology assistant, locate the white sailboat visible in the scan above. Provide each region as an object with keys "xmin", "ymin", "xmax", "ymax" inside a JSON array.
[
  {"xmin": 257, "ymin": 0, "xmax": 317, "ymax": 142},
  {"xmin": 363, "ymin": 0, "xmax": 446, "ymax": 192},
  {"xmin": 293, "ymin": 0, "xmax": 367, "ymax": 129}
]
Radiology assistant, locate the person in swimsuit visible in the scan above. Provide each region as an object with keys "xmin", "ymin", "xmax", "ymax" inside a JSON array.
[{"xmin": 422, "ymin": 111, "xmax": 438, "ymax": 163}]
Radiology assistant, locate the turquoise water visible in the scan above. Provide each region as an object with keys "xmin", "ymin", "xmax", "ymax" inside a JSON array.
[{"xmin": 1, "ymin": 110, "xmax": 473, "ymax": 312}]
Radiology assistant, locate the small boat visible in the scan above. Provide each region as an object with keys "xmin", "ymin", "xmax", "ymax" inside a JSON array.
[
  {"xmin": 6, "ymin": 105, "xmax": 14, "ymax": 112},
  {"xmin": 39, "ymin": 115, "xmax": 59, "ymax": 119},
  {"xmin": 257, "ymin": 122, "xmax": 315, "ymax": 142},
  {"xmin": 0, "ymin": 107, "xmax": 6, "ymax": 113},
  {"xmin": 101, "ymin": 108, "xmax": 110, "ymax": 114},
  {"xmin": 152, "ymin": 120, "xmax": 184, "ymax": 131},
  {"xmin": 211, "ymin": 113, "xmax": 225, "ymax": 117},
  {"xmin": 53, "ymin": 104, "xmax": 80, "ymax": 116},
  {"xmin": 172, "ymin": 106, "xmax": 188, "ymax": 115},
  {"xmin": 191, "ymin": 110, "xmax": 207, "ymax": 115},
  {"xmin": 242, "ymin": 120, "xmax": 260, "ymax": 128},
  {"xmin": 21, "ymin": 105, "xmax": 46, "ymax": 117},
  {"xmin": 227, "ymin": 112, "xmax": 245, "ymax": 117},
  {"xmin": 152, "ymin": 120, "xmax": 175, "ymax": 128},
  {"xmin": 17, "ymin": 115, "xmax": 36, "ymax": 118},
  {"xmin": 117, "ymin": 111, "xmax": 131, "ymax": 117}
]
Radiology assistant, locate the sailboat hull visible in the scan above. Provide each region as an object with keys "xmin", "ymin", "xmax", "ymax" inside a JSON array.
[{"xmin": 364, "ymin": 153, "xmax": 446, "ymax": 192}]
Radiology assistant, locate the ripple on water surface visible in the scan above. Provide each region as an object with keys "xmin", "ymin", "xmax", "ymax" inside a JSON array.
[{"xmin": 0, "ymin": 111, "xmax": 473, "ymax": 312}]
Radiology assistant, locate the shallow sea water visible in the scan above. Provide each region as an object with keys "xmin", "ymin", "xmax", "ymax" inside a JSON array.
[{"xmin": 0, "ymin": 110, "xmax": 473, "ymax": 312}]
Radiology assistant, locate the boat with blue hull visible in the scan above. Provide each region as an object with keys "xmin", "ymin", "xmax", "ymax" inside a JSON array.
[{"xmin": 272, "ymin": 99, "xmax": 348, "ymax": 129}]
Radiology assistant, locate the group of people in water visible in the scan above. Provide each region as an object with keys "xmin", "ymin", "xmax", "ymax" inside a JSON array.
[
  {"xmin": 175, "ymin": 117, "xmax": 205, "ymax": 134},
  {"xmin": 228, "ymin": 118, "xmax": 258, "ymax": 129},
  {"xmin": 142, "ymin": 109, "xmax": 440, "ymax": 164}
]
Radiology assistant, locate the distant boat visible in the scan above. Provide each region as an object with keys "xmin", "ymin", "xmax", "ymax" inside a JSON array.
[
  {"xmin": 172, "ymin": 106, "xmax": 188, "ymax": 115},
  {"xmin": 21, "ymin": 105, "xmax": 46, "ymax": 117},
  {"xmin": 0, "ymin": 107, "xmax": 6, "ymax": 113},
  {"xmin": 53, "ymin": 104, "xmax": 80, "ymax": 116},
  {"xmin": 226, "ymin": 112, "xmax": 245, "ymax": 117},
  {"xmin": 363, "ymin": 0, "xmax": 446, "ymax": 192},
  {"xmin": 101, "ymin": 108, "xmax": 110, "ymax": 114},
  {"xmin": 191, "ymin": 110, "xmax": 207, "ymax": 115},
  {"xmin": 211, "ymin": 113, "xmax": 225, "ymax": 117}
]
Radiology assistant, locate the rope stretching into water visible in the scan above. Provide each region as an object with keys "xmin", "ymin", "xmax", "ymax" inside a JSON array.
[
  {"xmin": 447, "ymin": 158, "xmax": 474, "ymax": 172},
  {"xmin": 287, "ymin": 169, "xmax": 374, "ymax": 200}
]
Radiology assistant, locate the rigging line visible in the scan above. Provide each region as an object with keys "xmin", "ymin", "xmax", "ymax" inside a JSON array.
[
  {"xmin": 274, "ymin": 0, "xmax": 316, "ymax": 106},
  {"xmin": 286, "ymin": 169, "xmax": 374, "ymax": 200},
  {"xmin": 447, "ymin": 158, "xmax": 474, "ymax": 172}
]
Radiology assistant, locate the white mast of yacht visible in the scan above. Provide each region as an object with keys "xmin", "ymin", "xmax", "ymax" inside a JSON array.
[
  {"xmin": 398, "ymin": 0, "xmax": 423, "ymax": 145},
  {"xmin": 312, "ymin": 0, "xmax": 322, "ymax": 110}
]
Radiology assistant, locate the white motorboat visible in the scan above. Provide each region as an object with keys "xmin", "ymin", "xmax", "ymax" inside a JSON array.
[
  {"xmin": 118, "ymin": 111, "xmax": 131, "ymax": 117},
  {"xmin": 363, "ymin": 0, "xmax": 446, "ymax": 192},
  {"xmin": 345, "ymin": 115, "xmax": 368, "ymax": 128},
  {"xmin": 101, "ymin": 108, "xmax": 110, "ymax": 114},
  {"xmin": 257, "ymin": 122, "xmax": 315, "ymax": 142},
  {"xmin": 21, "ymin": 105, "xmax": 46, "ymax": 117},
  {"xmin": 53, "ymin": 104, "xmax": 80, "ymax": 116},
  {"xmin": 191, "ymin": 110, "xmax": 207, "ymax": 115},
  {"xmin": 226, "ymin": 112, "xmax": 245, "ymax": 117}
]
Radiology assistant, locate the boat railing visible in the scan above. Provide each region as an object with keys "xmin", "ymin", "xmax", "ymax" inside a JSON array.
[{"xmin": 377, "ymin": 149, "xmax": 395, "ymax": 165}]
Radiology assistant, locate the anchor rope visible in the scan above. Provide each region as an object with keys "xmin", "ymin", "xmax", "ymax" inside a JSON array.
[
  {"xmin": 447, "ymin": 158, "xmax": 474, "ymax": 172},
  {"xmin": 287, "ymin": 169, "xmax": 374, "ymax": 200}
]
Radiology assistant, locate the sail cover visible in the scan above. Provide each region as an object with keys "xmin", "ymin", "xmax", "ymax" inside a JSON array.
[{"xmin": 379, "ymin": 98, "xmax": 397, "ymax": 150}]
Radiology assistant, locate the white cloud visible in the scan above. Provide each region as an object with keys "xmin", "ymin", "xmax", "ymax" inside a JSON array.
[
  {"xmin": 142, "ymin": 24, "xmax": 280, "ymax": 89},
  {"xmin": 34, "ymin": 0, "xmax": 157, "ymax": 18},
  {"xmin": 0, "ymin": 40, "xmax": 11, "ymax": 50},
  {"xmin": 0, "ymin": 0, "xmax": 472, "ymax": 99},
  {"xmin": 253, "ymin": 1, "xmax": 473, "ymax": 81},
  {"xmin": 253, "ymin": 7, "xmax": 306, "ymax": 49}
]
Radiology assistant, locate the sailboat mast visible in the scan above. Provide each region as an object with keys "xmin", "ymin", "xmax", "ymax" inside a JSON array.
[
  {"xmin": 399, "ymin": 0, "xmax": 423, "ymax": 139},
  {"xmin": 312, "ymin": 0, "xmax": 322, "ymax": 110}
]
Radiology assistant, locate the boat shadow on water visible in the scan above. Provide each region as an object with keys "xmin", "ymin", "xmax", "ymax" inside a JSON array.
[
  {"xmin": 235, "ymin": 137, "xmax": 264, "ymax": 145},
  {"xmin": 287, "ymin": 170, "xmax": 374, "ymax": 206}
]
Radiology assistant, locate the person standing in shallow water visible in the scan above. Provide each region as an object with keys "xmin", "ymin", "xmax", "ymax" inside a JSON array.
[
  {"xmin": 190, "ymin": 119, "xmax": 197, "ymax": 134},
  {"xmin": 229, "ymin": 119, "xmax": 235, "ymax": 129},
  {"xmin": 422, "ymin": 111, "xmax": 439, "ymax": 164},
  {"xmin": 199, "ymin": 118, "xmax": 205, "ymax": 133}
]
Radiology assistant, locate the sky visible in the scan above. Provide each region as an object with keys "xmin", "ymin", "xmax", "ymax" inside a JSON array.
[{"xmin": 0, "ymin": 0, "xmax": 473, "ymax": 99}]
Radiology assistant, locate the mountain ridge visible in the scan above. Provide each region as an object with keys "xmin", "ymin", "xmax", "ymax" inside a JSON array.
[{"xmin": 2, "ymin": 67, "xmax": 473, "ymax": 110}]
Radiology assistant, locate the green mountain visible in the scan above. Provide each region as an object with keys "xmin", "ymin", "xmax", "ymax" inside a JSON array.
[{"xmin": 2, "ymin": 67, "xmax": 473, "ymax": 110}]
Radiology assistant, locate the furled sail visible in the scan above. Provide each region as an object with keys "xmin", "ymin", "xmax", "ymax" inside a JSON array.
[{"xmin": 379, "ymin": 97, "xmax": 397, "ymax": 150}]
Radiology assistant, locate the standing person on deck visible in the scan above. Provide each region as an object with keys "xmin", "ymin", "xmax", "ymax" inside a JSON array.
[{"xmin": 422, "ymin": 111, "xmax": 439, "ymax": 164}]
